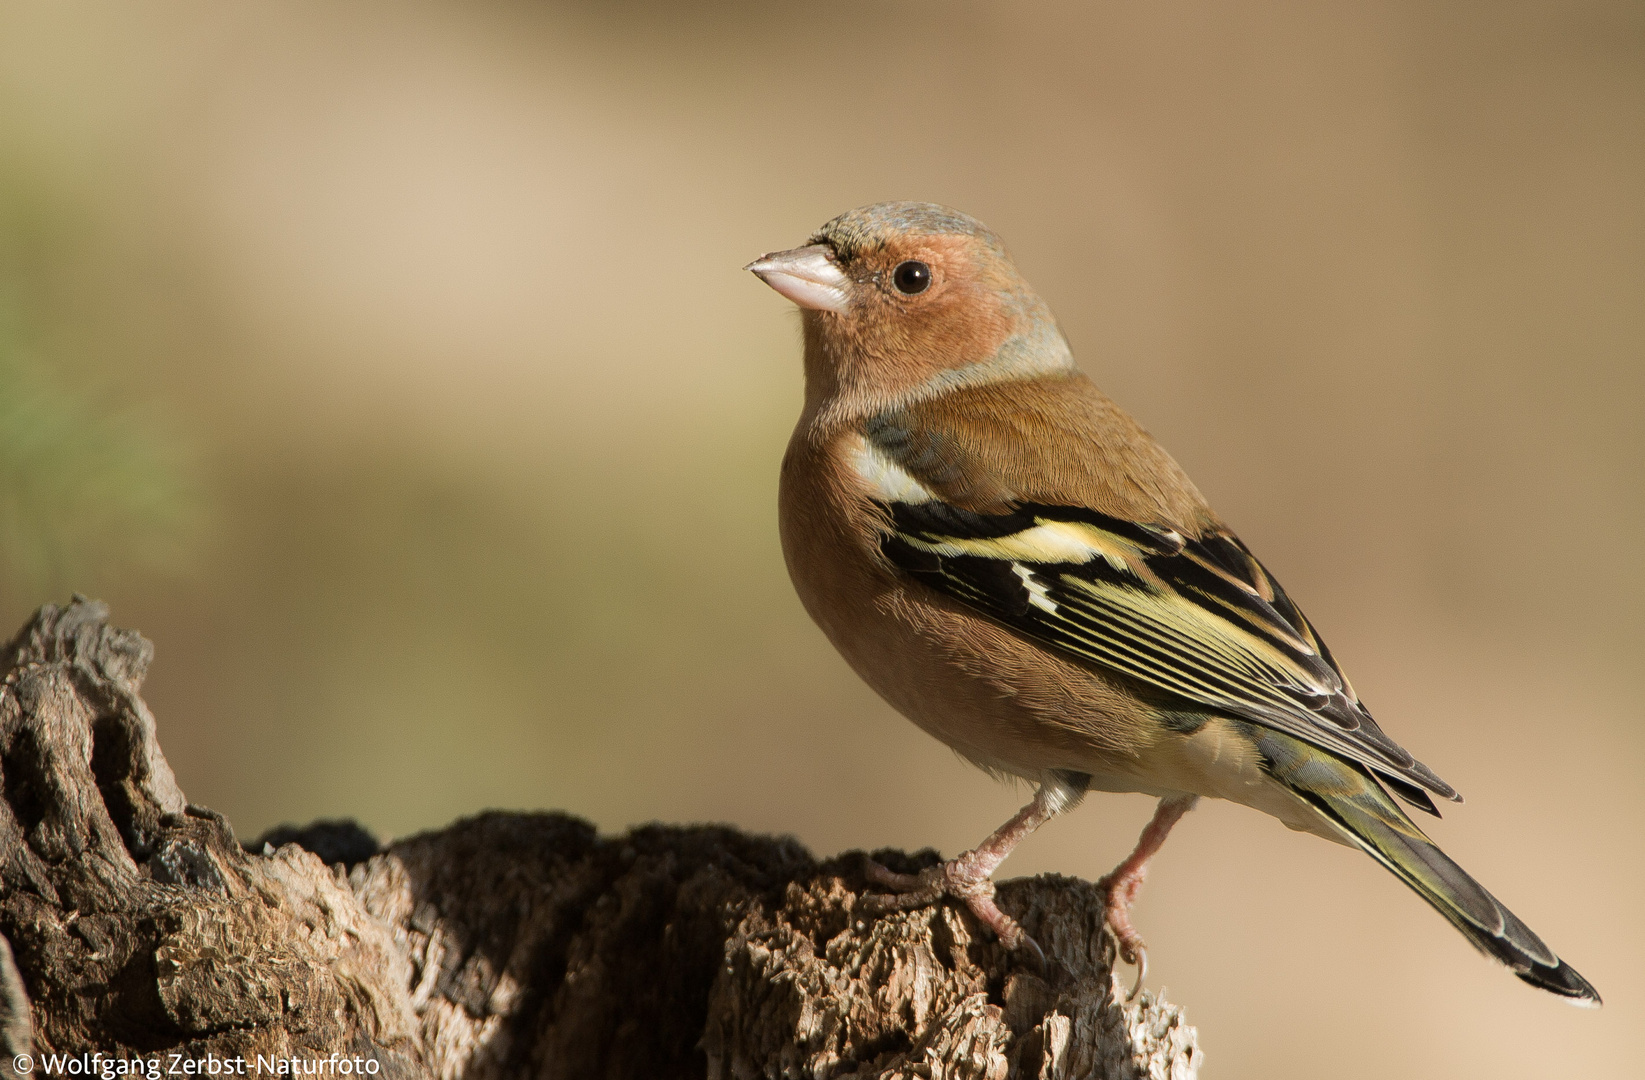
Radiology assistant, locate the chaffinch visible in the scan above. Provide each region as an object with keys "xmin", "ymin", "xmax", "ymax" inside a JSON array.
[{"xmin": 746, "ymin": 201, "xmax": 1598, "ymax": 1004}]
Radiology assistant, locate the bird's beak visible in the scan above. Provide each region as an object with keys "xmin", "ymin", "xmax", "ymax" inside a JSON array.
[{"xmin": 744, "ymin": 244, "xmax": 850, "ymax": 313}]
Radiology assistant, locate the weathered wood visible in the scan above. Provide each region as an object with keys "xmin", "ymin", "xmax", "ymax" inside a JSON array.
[{"xmin": 0, "ymin": 600, "xmax": 1199, "ymax": 1078}]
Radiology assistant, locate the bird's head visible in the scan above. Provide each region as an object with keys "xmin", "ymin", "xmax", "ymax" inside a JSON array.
[{"xmin": 747, "ymin": 202, "xmax": 1075, "ymax": 420}]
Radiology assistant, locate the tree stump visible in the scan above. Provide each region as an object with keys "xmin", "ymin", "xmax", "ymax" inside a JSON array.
[{"xmin": 0, "ymin": 599, "xmax": 1199, "ymax": 1078}]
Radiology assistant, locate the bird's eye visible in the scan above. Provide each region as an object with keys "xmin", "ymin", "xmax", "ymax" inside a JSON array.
[{"xmin": 892, "ymin": 260, "xmax": 931, "ymax": 295}]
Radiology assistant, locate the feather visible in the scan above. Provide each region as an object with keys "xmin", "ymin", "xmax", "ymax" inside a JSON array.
[
  {"xmin": 1258, "ymin": 729, "xmax": 1599, "ymax": 1004},
  {"xmin": 862, "ymin": 418, "xmax": 1460, "ymax": 806}
]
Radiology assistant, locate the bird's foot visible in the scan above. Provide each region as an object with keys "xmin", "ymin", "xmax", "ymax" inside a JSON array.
[
  {"xmin": 863, "ymin": 855, "xmax": 1045, "ymax": 969},
  {"xmin": 1095, "ymin": 864, "xmax": 1150, "ymax": 1000}
]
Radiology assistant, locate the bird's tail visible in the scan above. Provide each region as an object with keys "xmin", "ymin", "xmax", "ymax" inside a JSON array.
[{"xmin": 1259, "ymin": 730, "xmax": 1600, "ymax": 1005}]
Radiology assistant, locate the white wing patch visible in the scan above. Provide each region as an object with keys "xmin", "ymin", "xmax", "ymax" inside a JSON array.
[
  {"xmin": 1012, "ymin": 564, "xmax": 1059, "ymax": 613},
  {"xmin": 848, "ymin": 438, "xmax": 934, "ymax": 504}
]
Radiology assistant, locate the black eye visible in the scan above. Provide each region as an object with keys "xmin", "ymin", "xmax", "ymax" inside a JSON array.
[{"xmin": 892, "ymin": 260, "xmax": 931, "ymax": 294}]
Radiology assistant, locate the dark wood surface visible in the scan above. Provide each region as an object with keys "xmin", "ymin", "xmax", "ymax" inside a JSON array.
[{"xmin": 0, "ymin": 600, "xmax": 1198, "ymax": 1079}]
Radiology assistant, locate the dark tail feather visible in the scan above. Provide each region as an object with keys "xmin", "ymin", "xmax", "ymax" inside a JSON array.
[{"xmin": 1265, "ymin": 734, "xmax": 1601, "ymax": 1005}]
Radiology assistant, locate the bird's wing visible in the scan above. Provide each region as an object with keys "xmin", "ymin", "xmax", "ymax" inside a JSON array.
[{"xmin": 868, "ymin": 446, "xmax": 1457, "ymax": 808}]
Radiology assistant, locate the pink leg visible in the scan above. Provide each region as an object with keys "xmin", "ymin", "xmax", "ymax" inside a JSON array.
[
  {"xmin": 1096, "ymin": 794, "xmax": 1199, "ymax": 996},
  {"xmin": 866, "ymin": 785, "xmax": 1066, "ymax": 960}
]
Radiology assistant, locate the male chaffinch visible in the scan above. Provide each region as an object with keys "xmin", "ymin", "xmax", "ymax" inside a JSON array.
[{"xmin": 746, "ymin": 201, "xmax": 1599, "ymax": 1004}]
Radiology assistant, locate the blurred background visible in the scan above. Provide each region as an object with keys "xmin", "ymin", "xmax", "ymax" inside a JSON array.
[{"xmin": 0, "ymin": 0, "xmax": 1639, "ymax": 1074}]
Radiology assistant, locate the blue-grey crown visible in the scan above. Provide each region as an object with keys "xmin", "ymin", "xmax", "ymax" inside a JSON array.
[{"xmin": 810, "ymin": 202, "xmax": 1007, "ymax": 261}]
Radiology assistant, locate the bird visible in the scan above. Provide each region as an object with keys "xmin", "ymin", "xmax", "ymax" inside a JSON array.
[{"xmin": 744, "ymin": 200, "xmax": 1599, "ymax": 1005}]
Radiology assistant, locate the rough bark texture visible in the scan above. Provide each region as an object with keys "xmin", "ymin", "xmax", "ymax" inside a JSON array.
[{"xmin": 0, "ymin": 600, "xmax": 1200, "ymax": 1078}]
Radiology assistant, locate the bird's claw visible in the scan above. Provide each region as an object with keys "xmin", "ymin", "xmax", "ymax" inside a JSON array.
[
  {"xmin": 1018, "ymin": 930, "xmax": 1048, "ymax": 977},
  {"xmin": 1123, "ymin": 944, "xmax": 1148, "ymax": 1001},
  {"xmin": 1097, "ymin": 869, "xmax": 1151, "ymax": 1000},
  {"xmin": 862, "ymin": 856, "xmax": 1045, "ymax": 967},
  {"xmin": 862, "ymin": 859, "xmax": 941, "ymax": 906}
]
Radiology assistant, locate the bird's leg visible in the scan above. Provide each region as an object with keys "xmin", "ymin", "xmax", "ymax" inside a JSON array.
[
  {"xmin": 865, "ymin": 778, "xmax": 1081, "ymax": 959},
  {"xmin": 1097, "ymin": 793, "xmax": 1199, "ymax": 997}
]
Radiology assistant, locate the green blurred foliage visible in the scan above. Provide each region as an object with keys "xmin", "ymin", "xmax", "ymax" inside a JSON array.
[
  {"xmin": 0, "ymin": 211, "xmax": 196, "ymax": 603},
  {"xmin": 0, "ymin": 127, "xmax": 199, "ymax": 605},
  {"xmin": 0, "ymin": 323, "xmax": 195, "ymax": 601}
]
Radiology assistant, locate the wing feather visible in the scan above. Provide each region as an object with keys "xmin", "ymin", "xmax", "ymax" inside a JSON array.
[{"xmin": 879, "ymin": 497, "xmax": 1457, "ymax": 804}]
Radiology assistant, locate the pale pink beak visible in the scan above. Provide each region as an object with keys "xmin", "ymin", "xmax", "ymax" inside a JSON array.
[{"xmin": 745, "ymin": 244, "xmax": 850, "ymax": 313}]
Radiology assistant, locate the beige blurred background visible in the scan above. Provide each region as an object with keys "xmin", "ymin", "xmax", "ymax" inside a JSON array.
[{"xmin": 0, "ymin": 0, "xmax": 1639, "ymax": 1073}]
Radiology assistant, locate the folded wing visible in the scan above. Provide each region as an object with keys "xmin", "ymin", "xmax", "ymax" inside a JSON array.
[{"xmin": 878, "ymin": 494, "xmax": 1457, "ymax": 809}]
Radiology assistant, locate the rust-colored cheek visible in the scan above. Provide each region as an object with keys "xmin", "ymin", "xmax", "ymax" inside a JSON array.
[
  {"xmin": 799, "ymin": 239, "xmax": 1020, "ymax": 411},
  {"xmin": 903, "ymin": 279, "xmax": 1015, "ymax": 373}
]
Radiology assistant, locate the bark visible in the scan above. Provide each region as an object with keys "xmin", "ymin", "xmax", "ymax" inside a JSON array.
[{"xmin": 0, "ymin": 599, "xmax": 1199, "ymax": 1079}]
